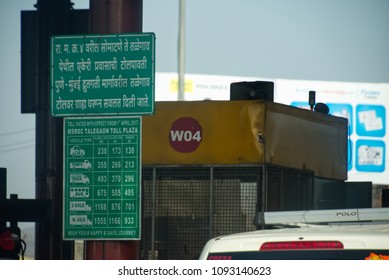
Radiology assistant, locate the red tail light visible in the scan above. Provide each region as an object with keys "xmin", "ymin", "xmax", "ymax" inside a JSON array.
[
  {"xmin": 0, "ymin": 230, "xmax": 16, "ymax": 251},
  {"xmin": 260, "ymin": 241, "xmax": 344, "ymax": 251}
]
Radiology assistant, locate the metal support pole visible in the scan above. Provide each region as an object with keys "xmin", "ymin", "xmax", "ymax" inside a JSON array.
[
  {"xmin": 0, "ymin": 168, "xmax": 6, "ymax": 228},
  {"xmin": 34, "ymin": 0, "xmax": 73, "ymax": 260},
  {"xmin": 209, "ymin": 166, "xmax": 214, "ymax": 239},
  {"xmin": 89, "ymin": 0, "xmax": 142, "ymax": 34},
  {"xmin": 84, "ymin": 0, "xmax": 142, "ymax": 260},
  {"xmin": 150, "ymin": 167, "xmax": 157, "ymax": 259},
  {"xmin": 178, "ymin": 0, "xmax": 186, "ymax": 100}
]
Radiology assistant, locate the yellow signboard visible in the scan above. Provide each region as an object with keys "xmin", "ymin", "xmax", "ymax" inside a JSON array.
[
  {"xmin": 142, "ymin": 100, "xmax": 265, "ymax": 165},
  {"xmin": 142, "ymin": 100, "xmax": 348, "ymax": 180}
]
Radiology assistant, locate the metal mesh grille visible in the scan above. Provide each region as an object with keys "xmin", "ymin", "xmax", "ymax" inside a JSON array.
[
  {"xmin": 267, "ymin": 165, "xmax": 314, "ymax": 211},
  {"xmin": 212, "ymin": 167, "xmax": 261, "ymax": 237},
  {"xmin": 141, "ymin": 166, "xmax": 261, "ymax": 260},
  {"xmin": 141, "ymin": 165, "xmax": 313, "ymax": 259}
]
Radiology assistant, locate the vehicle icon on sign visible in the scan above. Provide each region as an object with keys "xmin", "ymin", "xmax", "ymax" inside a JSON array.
[
  {"xmin": 69, "ymin": 215, "xmax": 92, "ymax": 226},
  {"xmin": 69, "ymin": 187, "xmax": 90, "ymax": 198},
  {"xmin": 70, "ymin": 145, "xmax": 85, "ymax": 157},
  {"xmin": 70, "ymin": 160, "xmax": 92, "ymax": 170},
  {"xmin": 70, "ymin": 173, "xmax": 90, "ymax": 184}
]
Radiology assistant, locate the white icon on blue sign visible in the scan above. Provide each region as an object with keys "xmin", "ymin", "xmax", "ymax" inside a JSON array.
[
  {"xmin": 356, "ymin": 104, "xmax": 386, "ymax": 137},
  {"xmin": 356, "ymin": 139, "xmax": 385, "ymax": 172}
]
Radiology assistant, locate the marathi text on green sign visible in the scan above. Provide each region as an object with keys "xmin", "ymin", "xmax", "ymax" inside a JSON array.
[
  {"xmin": 63, "ymin": 117, "xmax": 141, "ymax": 240},
  {"xmin": 51, "ymin": 33, "xmax": 155, "ymax": 116}
]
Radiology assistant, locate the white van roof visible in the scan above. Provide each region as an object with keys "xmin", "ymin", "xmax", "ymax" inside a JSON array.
[
  {"xmin": 263, "ymin": 208, "xmax": 389, "ymax": 225},
  {"xmin": 199, "ymin": 208, "xmax": 389, "ymax": 260}
]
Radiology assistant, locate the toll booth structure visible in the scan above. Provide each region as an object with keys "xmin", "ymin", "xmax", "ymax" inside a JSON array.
[{"xmin": 141, "ymin": 100, "xmax": 348, "ymax": 259}]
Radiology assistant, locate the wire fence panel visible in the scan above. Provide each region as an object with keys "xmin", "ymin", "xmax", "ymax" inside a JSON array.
[{"xmin": 141, "ymin": 165, "xmax": 313, "ymax": 260}]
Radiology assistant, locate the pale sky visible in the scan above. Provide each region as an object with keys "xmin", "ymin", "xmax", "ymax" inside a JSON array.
[{"xmin": 1, "ymin": 0, "xmax": 389, "ymax": 200}]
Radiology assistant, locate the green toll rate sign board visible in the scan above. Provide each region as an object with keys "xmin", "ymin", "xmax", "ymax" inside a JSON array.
[
  {"xmin": 63, "ymin": 117, "xmax": 141, "ymax": 240},
  {"xmin": 51, "ymin": 33, "xmax": 155, "ymax": 116}
]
